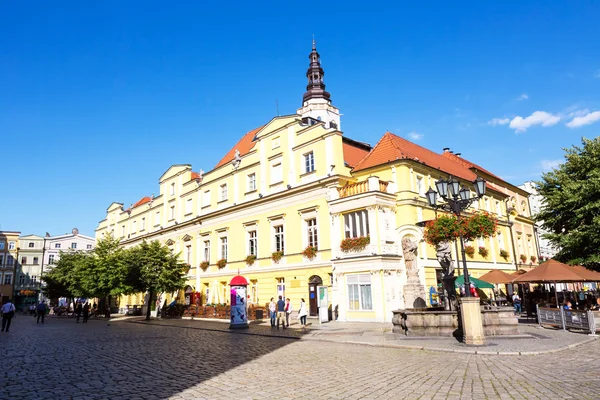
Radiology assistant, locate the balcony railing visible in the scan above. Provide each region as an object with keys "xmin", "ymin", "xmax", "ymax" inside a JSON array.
[{"xmin": 337, "ymin": 180, "xmax": 389, "ymax": 198}]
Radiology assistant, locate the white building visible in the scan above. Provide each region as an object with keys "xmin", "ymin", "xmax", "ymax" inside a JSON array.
[
  {"xmin": 43, "ymin": 228, "xmax": 96, "ymax": 268},
  {"xmin": 519, "ymin": 181, "xmax": 558, "ymax": 260}
]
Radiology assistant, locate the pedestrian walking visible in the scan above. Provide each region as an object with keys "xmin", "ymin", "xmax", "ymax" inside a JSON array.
[
  {"xmin": 297, "ymin": 298, "xmax": 308, "ymax": 330},
  {"xmin": 75, "ymin": 302, "xmax": 83, "ymax": 323},
  {"xmin": 512, "ymin": 293, "xmax": 521, "ymax": 314},
  {"xmin": 269, "ymin": 297, "xmax": 276, "ymax": 328},
  {"xmin": 276, "ymin": 295, "xmax": 286, "ymax": 329},
  {"xmin": 1, "ymin": 299, "xmax": 16, "ymax": 332},
  {"xmin": 285, "ymin": 298, "xmax": 293, "ymax": 327},
  {"xmin": 36, "ymin": 301, "xmax": 47, "ymax": 324},
  {"xmin": 82, "ymin": 302, "xmax": 90, "ymax": 323}
]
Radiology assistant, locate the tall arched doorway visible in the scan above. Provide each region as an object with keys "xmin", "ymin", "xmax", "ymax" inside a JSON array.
[{"xmin": 308, "ymin": 275, "xmax": 323, "ymax": 316}]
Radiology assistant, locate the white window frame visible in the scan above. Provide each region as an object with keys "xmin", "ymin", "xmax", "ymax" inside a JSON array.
[
  {"xmin": 271, "ymin": 162, "xmax": 282, "ymax": 184},
  {"xmin": 8, "ymin": 242, "xmax": 15, "ymax": 250},
  {"xmin": 304, "ymin": 152, "xmax": 315, "ymax": 173},
  {"xmin": 203, "ymin": 240, "xmax": 210, "ymax": 262},
  {"xmin": 33, "ymin": 257, "xmax": 39, "ymax": 265},
  {"xmin": 121, "ymin": 225, "xmax": 126, "ymax": 237},
  {"xmin": 274, "ymin": 225, "xmax": 284, "ymax": 253},
  {"xmin": 6, "ymin": 256, "xmax": 13, "ymax": 265},
  {"xmin": 185, "ymin": 198, "xmax": 193, "ymax": 215},
  {"xmin": 4, "ymin": 274, "xmax": 12, "ymax": 285},
  {"xmin": 248, "ymin": 230, "xmax": 258, "ymax": 256},
  {"xmin": 132, "ymin": 220, "xmax": 137, "ymax": 233},
  {"xmin": 344, "ymin": 210, "xmax": 370, "ymax": 238},
  {"xmin": 203, "ymin": 190, "xmax": 211, "ymax": 207},
  {"xmin": 247, "ymin": 173, "xmax": 256, "ymax": 192},
  {"xmin": 186, "ymin": 245, "xmax": 192, "ymax": 265},
  {"xmin": 170, "ymin": 205, "xmax": 175, "ymax": 220},
  {"xmin": 141, "ymin": 217, "xmax": 146, "ymax": 231},
  {"xmin": 48, "ymin": 254, "xmax": 55, "ymax": 264},
  {"xmin": 87, "ymin": 244, "xmax": 92, "ymax": 249},
  {"xmin": 307, "ymin": 218, "xmax": 318, "ymax": 248},
  {"xmin": 0, "ymin": 242, "xmax": 4, "ymax": 250},
  {"xmin": 347, "ymin": 274, "xmax": 373, "ymax": 311},
  {"xmin": 71, "ymin": 243, "xmax": 77, "ymax": 249},
  {"xmin": 220, "ymin": 184, "xmax": 228, "ymax": 201},
  {"xmin": 220, "ymin": 236, "xmax": 228, "ymax": 260},
  {"xmin": 170, "ymin": 182, "xmax": 175, "ymax": 196},
  {"xmin": 416, "ymin": 175, "xmax": 425, "ymax": 197},
  {"xmin": 155, "ymin": 211, "xmax": 161, "ymax": 226},
  {"xmin": 28, "ymin": 242, "xmax": 35, "ymax": 248}
]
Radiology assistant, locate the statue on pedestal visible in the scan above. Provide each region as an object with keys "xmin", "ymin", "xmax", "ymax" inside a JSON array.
[
  {"xmin": 436, "ymin": 241, "xmax": 457, "ymax": 311},
  {"xmin": 402, "ymin": 238, "xmax": 426, "ymax": 308}
]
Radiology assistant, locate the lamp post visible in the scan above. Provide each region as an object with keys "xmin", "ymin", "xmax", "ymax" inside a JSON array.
[
  {"xmin": 425, "ymin": 175, "xmax": 487, "ymax": 296},
  {"xmin": 425, "ymin": 175, "xmax": 487, "ymax": 346}
]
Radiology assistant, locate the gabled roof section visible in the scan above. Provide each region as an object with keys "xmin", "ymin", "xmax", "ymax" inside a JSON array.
[
  {"xmin": 159, "ymin": 164, "xmax": 191, "ymax": 183},
  {"xmin": 190, "ymin": 172, "xmax": 201, "ymax": 181},
  {"xmin": 214, "ymin": 126, "xmax": 264, "ymax": 169},
  {"xmin": 353, "ymin": 132, "xmax": 502, "ymax": 189},
  {"xmin": 107, "ymin": 202, "xmax": 124, "ymax": 212},
  {"xmin": 132, "ymin": 196, "xmax": 152, "ymax": 209},
  {"xmin": 441, "ymin": 151, "xmax": 502, "ymax": 180},
  {"xmin": 342, "ymin": 137, "xmax": 371, "ymax": 168}
]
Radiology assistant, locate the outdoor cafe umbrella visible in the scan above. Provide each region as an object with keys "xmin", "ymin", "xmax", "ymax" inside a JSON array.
[
  {"xmin": 478, "ymin": 269, "xmax": 515, "ymax": 285},
  {"xmin": 454, "ymin": 275, "xmax": 495, "ymax": 289},
  {"xmin": 569, "ymin": 265, "xmax": 600, "ymax": 282},
  {"xmin": 512, "ymin": 259, "xmax": 588, "ymax": 307}
]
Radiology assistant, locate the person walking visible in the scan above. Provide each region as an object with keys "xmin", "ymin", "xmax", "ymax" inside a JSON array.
[
  {"xmin": 269, "ymin": 297, "xmax": 276, "ymax": 328},
  {"xmin": 36, "ymin": 301, "xmax": 47, "ymax": 324},
  {"xmin": 82, "ymin": 303, "xmax": 90, "ymax": 323},
  {"xmin": 1, "ymin": 299, "xmax": 16, "ymax": 332},
  {"xmin": 512, "ymin": 293, "xmax": 522, "ymax": 315},
  {"xmin": 276, "ymin": 295, "xmax": 286, "ymax": 329},
  {"xmin": 285, "ymin": 298, "xmax": 293, "ymax": 327},
  {"xmin": 75, "ymin": 302, "xmax": 83, "ymax": 323},
  {"xmin": 297, "ymin": 298, "xmax": 308, "ymax": 330}
]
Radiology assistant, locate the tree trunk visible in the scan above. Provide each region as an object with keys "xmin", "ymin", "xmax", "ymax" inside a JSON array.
[{"xmin": 145, "ymin": 288, "xmax": 153, "ymax": 321}]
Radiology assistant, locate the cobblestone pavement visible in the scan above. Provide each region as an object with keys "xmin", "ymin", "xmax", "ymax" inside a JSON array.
[{"xmin": 1, "ymin": 316, "xmax": 599, "ymax": 400}]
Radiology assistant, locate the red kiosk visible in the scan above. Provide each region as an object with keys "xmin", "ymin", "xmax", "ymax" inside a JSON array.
[{"xmin": 229, "ymin": 275, "xmax": 249, "ymax": 329}]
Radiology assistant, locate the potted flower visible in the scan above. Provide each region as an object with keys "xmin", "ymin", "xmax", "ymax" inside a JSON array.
[
  {"xmin": 216, "ymin": 258, "xmax": 227, "ymax": 269},
  {"xmin": 200, "ymin": 261, "xmax": 209, "ymax": 271},
  {"xmin": 499, "ymin": 249, "xmax": 509, "ymax": 260},
  {"xmin": 271, "ymin": 251, "xmax": 284, "ymax": 263},
  {"xmin": 340, "ymin": 236, "xmax": 371, "ymax": 253},
  {"xmin": 245, "ymin": 254, "xmax": 257, "ymax": 266},
  {"xmin": 302, "ymin": 245, "xmax": 318, "ymax": 260},
  {"xmin": 478, "ymin": 246, "xmax": 489, "ymax": 258},
  {"xmin": 530, "ymin": 255, "xmax": 537, "ymax": 264},
  {"xmin": 519, "ymin": 254, "xmax": 527, "ymax": 264},
  {"xmin": 464, "ymin": 245, "xmax": 475, "ymax": 258}
]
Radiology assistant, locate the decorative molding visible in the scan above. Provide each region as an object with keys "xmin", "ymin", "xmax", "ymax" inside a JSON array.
[{"xmin": 182, "ymin": 234, "xmax": 193, "ymax": 242}]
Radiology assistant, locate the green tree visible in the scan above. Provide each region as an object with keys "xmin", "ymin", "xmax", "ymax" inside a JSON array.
[
  {"xmin": 124, "ymin": 240, "xmax": 188, "ymax": 320},
  {"xmin": 536, "ymin": 137, "xmax": 600, "ymax": 270},
  {"xmin": 43, "ymin": 250, "xmax": 91, "ymax": 305}
]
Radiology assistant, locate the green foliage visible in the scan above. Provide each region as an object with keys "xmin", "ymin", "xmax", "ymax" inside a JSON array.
[
  {"xmin": 536, "ymin": 137, "xmax": 600, "ymax": 270},
  {"xmin": 478, "ymin": 246, "xmax": 489, "ymax": 258},
  {"xmin": 499, "ymin": 249, "xmax": 509, "ymax": 260},
  {"xmin": 424, "ymin": 213, "xmax": 498, "ymax": 246},
  {"xmin": 339, "ymin": 236, "xmax": 371, "ymax": 252},
  {"xmin": 271, "ymin": 251, "xmax": 284, "ymax": 262},
  {"xmin": 43, "ymin": 250, "xmax": 92, "ymax": 299},
  {"xmin": 245, "ymin": 255, "xmax": 256, "ymax": 265},
  {"xmin": 302, "ymin": 245, "xmax": 318, "ymax": 259},
  {"xmin": 424, "ymin": 215, "xmax": 459, "ymax": 245},
  {"xmin": 462, "ymin": 212, "xmax": 498, "ymax": 242},
  {"xmin": 200, "ymin": 261, "xmax": 209, "ymax": 271}
]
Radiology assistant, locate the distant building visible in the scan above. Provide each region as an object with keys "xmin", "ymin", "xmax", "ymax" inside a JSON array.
[
  {"xmin": 0, "ymin": 231, "xmax": 20, "ymax": 302},
  {"xmin": 519, "ymin": 181, "xmax": 558, "ymax": 260},
  {"xmin": 15, "ymin": 234, "xmax": 45, "ymax": 307}
]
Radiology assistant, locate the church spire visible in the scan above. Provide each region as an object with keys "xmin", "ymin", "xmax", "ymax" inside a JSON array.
[{"xmin": 302, "ymin": 39, "xmax": 331, "ymax": 103}]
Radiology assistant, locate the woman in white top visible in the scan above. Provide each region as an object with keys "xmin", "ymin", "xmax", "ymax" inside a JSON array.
[{"xmin": 297, "ymin": 298, "xmax": 308, "ymax": 330}]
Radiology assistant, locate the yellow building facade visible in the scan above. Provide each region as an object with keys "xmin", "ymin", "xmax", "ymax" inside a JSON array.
[{"xmin": 96, "ymin": 44, "xmax": 538, "ymax": 322}]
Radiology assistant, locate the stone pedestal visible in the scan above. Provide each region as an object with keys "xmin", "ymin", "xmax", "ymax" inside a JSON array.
[
  {"xmin": 403, "ymin": 280, "xmax": 427, "ymax": 309},
  {"xmin": 459, "ymin": 297, "xmax": 485, "ymax": 345}
]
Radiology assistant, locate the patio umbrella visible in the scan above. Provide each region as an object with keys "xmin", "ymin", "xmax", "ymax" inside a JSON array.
[
  {"xmin": 478, "ymin": 270, "xmax": 515, "ymax": 284},
  {"xmin": 570, "ymin": 265, "xmax": 600, "ymax": 282},
  {"xmin": 454, "ymin": 275, "xmax": 495, "ymax": 289},
  {"xmin": 512, "ymin": 259, "xmax": 588, "ymax": 307}
]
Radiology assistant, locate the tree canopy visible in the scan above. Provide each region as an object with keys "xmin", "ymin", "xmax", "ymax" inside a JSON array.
[{"xmin": 536, "ymin": 137, "xmax": 600, "ymax": 270}]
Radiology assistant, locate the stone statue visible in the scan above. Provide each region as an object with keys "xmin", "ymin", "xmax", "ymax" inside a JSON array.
[
  {"xmin": 402, "ymin": 238, "xmax": 418, "ymax": 274},
  {"xmin": 435, "ymin": 241, "xmax": 457, "ymax": 311},
  {"xmin": 232, "ymin": 149, "xmax": 242, "ymax": 169}
]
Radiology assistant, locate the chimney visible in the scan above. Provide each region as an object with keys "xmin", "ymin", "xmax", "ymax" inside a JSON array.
[
  {"xmin": 455, "ymin": 153, "xmax": 462, "ymax": 158},
  {"xmin": 442, "ymin": 147, "xmax": 450, "ymax": 153}
]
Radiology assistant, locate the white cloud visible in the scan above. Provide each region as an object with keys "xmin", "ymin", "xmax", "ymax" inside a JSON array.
[
  {"xmin": 488, "ymin": 117, "xmax": 510, "ymax": 126},
  {"xmin": 407, "ymin": 131, "xmax": 423, "ymax": 140},
  {"xmin": 516, "ymin": 93, "xmax": 529, "ymax": 101},
  {"xmin": 567, "ymin": 108, "xmax": 590, "ymax": 118},
  {"xmin": 509, "ymin": 111, "xmax": 560, "ymax": 133},
  {"xmin": 566, "ymin": 110, "xmax": 600, "ymax": 128},
  {"xmin": 540, "ymin": 159, "xmax": 562, "ymax": 172}
]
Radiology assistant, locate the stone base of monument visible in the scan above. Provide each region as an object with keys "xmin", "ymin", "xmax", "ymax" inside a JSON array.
[
  {"xmin": 403, "ymin": 283, "xmax": 427, "ymax": 309},
  {"xmin": 392, "ymin": 306, "xmax": 518, "ymax": 338}
]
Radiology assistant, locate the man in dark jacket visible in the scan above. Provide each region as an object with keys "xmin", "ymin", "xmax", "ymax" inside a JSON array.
[
  {"xmin": 75, "ymin": 302, "xmax": 83, "ymax": 323},
  {"xmin": 36, "ymin": 301, "xmax": 47, "ymax": 324},
  {"xmin": 276, "ymin": 295, "xmax": 286, "ymax": 329}
]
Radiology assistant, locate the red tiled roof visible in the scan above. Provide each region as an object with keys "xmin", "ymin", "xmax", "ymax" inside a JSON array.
[
  {"xmin": 191, "ymin": 172, "xmax": 201, "ymax": 181},
  {"xmin": 132, "ymin": 196, "xmax": 152, "ymax": 209},
  {"xmin": 342, "ymin": 140, "xmax": 371, "ymax": 168},
  {"xmin": 214, "ymin": 126, "xmax": 264, "ymax": 169},
  {"xmin": 441, "ymin": 152, "xmax": 502, "ymax": 180},
  {"xmin": 352, "ymin": 132, "xmax": 505, "ymax": 191}
]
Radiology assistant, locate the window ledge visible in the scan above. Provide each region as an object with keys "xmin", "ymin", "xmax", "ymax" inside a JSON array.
[
  {"xmin": 270, "ymin": 181, "xmax": 284, "ymax": 187},
  {"xmin": 217, "ymin": 199, "xmax": 228, "ymax": 204},
  {"xmin": 184, "ymin": 212, "xmax": 193, "ymax": 216},
  {"xmin": 300, "ymin": 170, "xmax": 316, "ymax": 177},
  {"xmin": 245, "ymin": 189, "xmax": 257, "ymax": 195},
  {"xmin": 201, "ymin": 205, "xmax": 211, "ymax": 209}
]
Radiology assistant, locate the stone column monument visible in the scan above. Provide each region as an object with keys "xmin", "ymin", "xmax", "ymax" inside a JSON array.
[{"xmin": 402, "ymin": 238, "xmax": 427, "ymax": 308}]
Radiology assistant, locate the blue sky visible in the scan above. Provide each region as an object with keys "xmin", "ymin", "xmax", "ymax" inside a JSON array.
[{"xmin": 1, "ymin": 1, "xmax": 599, "ymax": 237}]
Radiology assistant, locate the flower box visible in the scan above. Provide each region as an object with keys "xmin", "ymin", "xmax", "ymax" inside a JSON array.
[
  {"xmin": 530, "ymin": 255, "xmax": 537, "ymax": 264},
  {"xmin": 340, "ymin": 236, "xmax": 370, "ymax": 253},
  {"xmin": 520, "ymin": 254, "xmax": 527, "ymax": 263},
  {"xmin": 271, "ymin": 251, "xmax": 284, "ymax": 263},
  {"xmin": 302, "ymin": 246, "xmax": 318, "ymax": 260},
  {"xmin": 245, "ymin": 255, "xmax": 257, "ymax": 266},
  {"xmin": 216, "ymin": 258, "xmax": 227, "ymax": 269},
  {"xmin": 200, "ymin": 261, "xmax": 209, "ymax": 271},
  {"xmin": 464, "ymin": 245, "xmax": 475, "ymax": 258},
  {"xmin": 499, "ymin": 249, "xmax": 509, "ymax": 260},
  {"xmin": 478, "ymin": 246, "xmax": 489, "ymax": 258}
]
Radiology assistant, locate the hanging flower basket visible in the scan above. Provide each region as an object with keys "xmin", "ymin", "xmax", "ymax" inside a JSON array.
[
  {"xmin": 464, "ymin": 245, "xmax": 475, "ymax": 258},
  {"xmin": 340, "ymin": 236, "xmax": 370, "ymax": 252},
  {"xmin": 424, "ymin": 212, "xmax": 499, "ymax": 246},
  {"xmin": 530, "ymin": 255, "xmax": 537, "ymax": 264},
  {"xmin": 519, "ymin": 254, "xmax": 527, "ymax": 263},
  {"xmin": 478, "ymin": 246, "xmax": 489, "ymax": 258},
  {"xmin": 423, "ymin": 215, "xmax": 459, "ymax": 245},
  {"xmin": 462, "ymin": 212, "xmax": 499, "ymax": 242},
  {"xmin": 245, "ymin": 255, "xmax": 257, "ymax": 266},
  {"xmin": 216, "ymin": 258, "xmax": 227, "ymax": 269},
  {"xmin": 499, "ymin": 249, "xmax": 509, "ymax": 260},
  {"xmin": 302, "ymin": 246, "xmax": 318, "ymax": 260},
  {"xmin": 200, "ymin": 261, "xmax": 209, "ymax": 271},
  {"xmin": 271, "ymin": 251, "xmax": 284, "ymax": 263}
]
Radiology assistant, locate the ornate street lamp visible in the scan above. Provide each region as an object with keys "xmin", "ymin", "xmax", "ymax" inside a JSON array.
[{"xmin": 425, "ymin": 175, "xmax": 487, "ymax": 296}]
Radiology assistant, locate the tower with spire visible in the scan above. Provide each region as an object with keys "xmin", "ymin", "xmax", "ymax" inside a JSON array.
[{"xmin": 296, "ymin": 39, "xmax": 341, "ymax": 131}]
